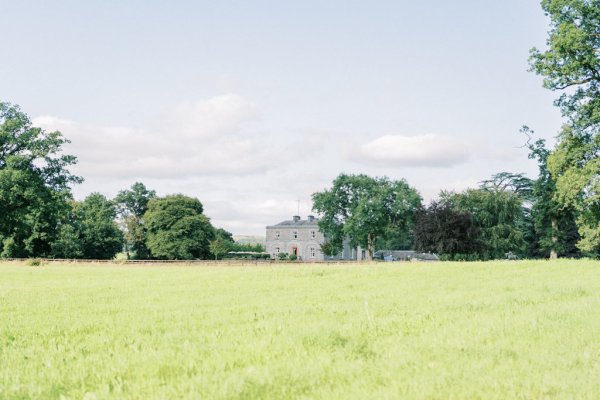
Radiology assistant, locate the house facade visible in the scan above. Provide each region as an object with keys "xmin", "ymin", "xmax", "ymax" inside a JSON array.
[{"xmin": 266, "ymin": 215, "xmax": 362, "ymax": 261}]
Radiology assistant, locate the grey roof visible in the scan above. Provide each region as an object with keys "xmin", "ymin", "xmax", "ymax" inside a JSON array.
[{"xmin": 266, "ymin": 218, "xmax": 319, "ymax": 229}]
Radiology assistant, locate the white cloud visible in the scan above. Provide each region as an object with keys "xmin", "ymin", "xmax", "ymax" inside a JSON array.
[
  {"xmin": 170, "ymin": 94, "xmax": 260, "ymax": 138},
  {"xmin": 33, "ymin": 95, "xmax": 273, "ymax": 180},
  {"xmin": 352, "ymin": 134, "xmax": 471, "ymax": 167}
]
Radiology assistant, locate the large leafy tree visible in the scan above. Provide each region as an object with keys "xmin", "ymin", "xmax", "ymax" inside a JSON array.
[
  {"xmin": 530, "ymin": 0, "xmax": 600, "ymax": 254},
  {"xmin": 312, "ymin": 174, "xmax": 422, "ymax": 259},
  {"xmin": 144, "ymin": 194, "xmax": 215, "ymax": 260},
  {"xmin": 115, "ymin": 182, "xmax": 156, "ymax": 259},
  {"xmin": 444, "ymin": 189, "xmax": 527, "ymax": 260},
  {"xmin": 0, "ymin": 102, "xmax": 81, "ymax": 257}
]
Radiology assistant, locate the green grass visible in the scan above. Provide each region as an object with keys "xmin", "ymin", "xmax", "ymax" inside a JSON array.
[{"xmin": 1, "ymin": 260, "xmax": 600, "ymax": 399}]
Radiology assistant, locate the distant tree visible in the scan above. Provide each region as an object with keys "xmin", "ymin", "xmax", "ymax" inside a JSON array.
[
  {"xmin": 413, "ymin": 201, "xmax": 481, "ymax": 259},
  {"xmin": 529, "ymin": 0, "xmax": 600, "ymax": 255},
  {"xmin": 52, "ymin": 193, "xmax": 123, "ymax": 259},
  {"xmin": 144, "ymin": 194, "xmax": 215, "ymax": 260},
  {"xmin": 312, "ymin": 174, "xmax": 422, "ymax": 259},
  {"xmin": 209, "ymin": 237, "xmax": 231, "ymax": 260},
  {"xmin": 115, "ymin": 182, "xmax": 156, "ymax": 259},
  {"xmin": 444, "ymin": 189, "xmax": 527, "ymax": 260},
  {"xmin": 0, "ymin": 101, "xmax": 81, "ymax": 257}
]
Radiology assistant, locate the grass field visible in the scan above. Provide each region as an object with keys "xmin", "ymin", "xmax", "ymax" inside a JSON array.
[{"xmin": 1, "ymin": 260, "xmax": 600, "ymax": 399}]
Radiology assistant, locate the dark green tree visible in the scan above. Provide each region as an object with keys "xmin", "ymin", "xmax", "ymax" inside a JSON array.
[
  {"xmin": 530, "ymin": 0, "xmax": 600, "ymax": 254},
  {"xmin": 312, "ymin": 174, "xmax": 422, "ymax": 259},
  {"xmin": 523, "ymin": 128, "xmax": 581, "ymax": 258},
  {"xmin": 144, "ymin": 194, "xmax": 215, "ymax": 260},
  {"xmin": 413, "ymin": 201, "xmax": 481, "ymax": 260},
  {"xmin": 115, "ymin": 182, "xmax": 156, "ymax": 259},
  {"xmin": 0, "ymin": 102, "xmax": 81, "ymax": 258}
]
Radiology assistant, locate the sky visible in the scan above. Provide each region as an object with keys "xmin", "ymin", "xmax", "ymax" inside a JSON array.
[{"xmin": 2, "ymin": 1, "xmax": 564, "ymax": 235}]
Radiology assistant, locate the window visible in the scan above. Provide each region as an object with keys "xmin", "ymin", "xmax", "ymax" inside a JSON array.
[
  {"xmin": 310, "ymin": 247, "xmax": 316, "ymax": 258},
  {"xmin": 275, "ymin": 247, "xmax": 280, "ymax": 254},
  {"xmin": 275, "ymin": 231, "xmax": 280, "ymax": 239},
  {"xmin": 292, "ymin": 231, "xmax": 298, "ymax": 239},
  {"xmin": 310, "ymin": 230, "xmax": 315, "ymax": 239}
]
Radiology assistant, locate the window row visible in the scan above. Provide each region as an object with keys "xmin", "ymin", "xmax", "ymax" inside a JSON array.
[{"xmin": 274, "ymin": 230, "xmax": 316, "ymax": 239}]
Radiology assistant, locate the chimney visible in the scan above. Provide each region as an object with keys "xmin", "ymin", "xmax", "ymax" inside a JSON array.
[
  {"xmin": 293, "ymin": 215, "xmax": 301, "ymax": 222},
  {"xmin": 307, "ymin": 215, "xmax": 315, "ymax": 222}
]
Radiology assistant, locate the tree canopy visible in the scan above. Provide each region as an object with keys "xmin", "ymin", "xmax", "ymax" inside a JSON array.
[
  {"xmin": 312, "ymin": 174, "xmax": 422, "ymax": 258},
  {"xmin": 144, "ymin": 194, "xmax": 215, "ymax": 260},
  {"xmin": 0, "ymin": 102, "xmax": 81, "ymax": 257}
]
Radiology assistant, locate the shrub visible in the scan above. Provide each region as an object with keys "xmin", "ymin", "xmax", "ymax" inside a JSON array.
[{"xmin": 26, "ymin": 258, "xmax": 44, "ymax": 267}]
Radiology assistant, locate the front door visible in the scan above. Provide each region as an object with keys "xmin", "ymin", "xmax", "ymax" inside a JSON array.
[{"xmin": 291, "ymin": 246, "xmax": 298, "ymax": 256}]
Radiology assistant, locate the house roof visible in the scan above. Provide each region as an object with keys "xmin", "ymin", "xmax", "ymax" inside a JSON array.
[{"xmin": 266, "ymin": 217, "xmax": 319, "ymax": 229}]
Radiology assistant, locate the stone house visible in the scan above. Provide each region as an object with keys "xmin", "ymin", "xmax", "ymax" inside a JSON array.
[{"xmin": 266, "ymin": 215, "xmax": 361, "ymax": 261}]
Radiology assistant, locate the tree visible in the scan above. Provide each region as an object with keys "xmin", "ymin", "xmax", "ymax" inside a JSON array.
[
  {"xmin": 444, "ymin": 189, "xmax": 527, "ymax": 260},
  {"xmin": 413, "ymin": 201, "xmax": 481, "ymax": 260},
  {"xmin": 312, "ymin": 174, "xmax": 422, "ymax": 259},
  {"xmin": 209, "ymin": 237, "xmax": 231, "ymax": 260},
  {"xmin": 144, "ymin": 194, "xmax": 215, "ymax": 260},
  {"xmin": 523, "ymin": 128, "xmax": 581, "ymax": 258},
  {"xmin": 530, "ymin": 0, "xmax": 600, "ymax": 254},
  {"xmin": 52, "ymin": 193, "xmax": 123, "ymax": 259},
  {"xmin": 0, "ymin": 102, "xmax": 81, "ymax": 257},
  {"xmin": 114, "ymin": 182, "xmax": 156, "ymax": 259}
]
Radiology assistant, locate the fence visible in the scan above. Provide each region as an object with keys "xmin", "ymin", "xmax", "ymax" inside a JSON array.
[{"xmin": 0, "ymin": 258, "xmax": 361, "ymax": 266}]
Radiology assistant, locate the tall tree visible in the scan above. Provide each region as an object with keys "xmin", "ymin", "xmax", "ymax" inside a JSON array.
[
  {"xmin": 115, "ymin": 182, "xmax": 156, "ymax": 259},
  {"xmin": 144, "ymin": 194, "xmax": 215, "ymax": 260},
  {"xmin": 0, "ymin": 102, "xmax": 81, "ymax": 257},
  {"xmin": 524, "ymin": 128, "xmax": 581, "ymax": 258},
  {"xmin": 312, "ymin": 174, "xmax": 422, "ymax": 259},
  {"xmin": 444, "ymin": 189, "xmax": 527, "ymax": 260},
  {"xmin": 530, "ymin": 0, "xmax": 600, "ymax": 254}
]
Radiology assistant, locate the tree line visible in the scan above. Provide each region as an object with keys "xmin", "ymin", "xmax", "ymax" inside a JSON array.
[
  {"xmin": 0, "ymin": 103, "xmax": 260, "ymax": 260},
  {"xmin": 313, "ymin": 1, "xmax": 599, "ymax": 261},
  {"xmin": 1, "ymin": 0, "xmax": 598, "ymax": 261}
]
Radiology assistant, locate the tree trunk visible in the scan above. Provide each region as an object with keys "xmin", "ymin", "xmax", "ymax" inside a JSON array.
[
  {"xmin": 367, "ymin": 233, "xmax": 374, "ymax": 261},
  {"xmin": 549, "ymin": 217, "xmax": 558, "ymax": 259}
]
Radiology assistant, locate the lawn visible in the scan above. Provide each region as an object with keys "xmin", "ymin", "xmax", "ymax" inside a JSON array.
[{"xmin": 1, "ymin": 260, "xmax": 600, "ymax": 399}]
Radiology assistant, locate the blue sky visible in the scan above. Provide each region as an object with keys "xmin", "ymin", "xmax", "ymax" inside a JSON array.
[{"xmin": 2, "ymin": 1, "xmax": 563, "ymax": 235}]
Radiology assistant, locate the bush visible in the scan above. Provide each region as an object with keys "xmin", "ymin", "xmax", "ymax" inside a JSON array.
[
  {"xmin": 26, "ymin": 258, "xmax": 44, "ymax": 267},
  {"xmin": 289, "ymin": 254, "xmax": 298, "ymax": 261},
  {"xmin": 277, "ymin": 253, "xmax": 289, "ymax": 260}
]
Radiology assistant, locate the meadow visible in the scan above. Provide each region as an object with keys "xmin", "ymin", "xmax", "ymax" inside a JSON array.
[{"xmin": 1, "ymin": 260, "xmax": 600, "ymax": 399}]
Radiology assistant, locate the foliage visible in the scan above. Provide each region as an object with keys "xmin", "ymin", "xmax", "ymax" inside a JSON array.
[
  {"xmin": 209, "ymin": 237, "xmax": 231, "ymax": 260},
  {"xmin": 52, "ymin": 193, "xmax": 124, "ymax": 260},
  {"xmin": 1, "ymin": 260, "xmax": 600, "ymax": 399},
  {"xmin": 312, "ymin": 174, "xmax": 422, "ymax": 258},
  {"xmin": 144, "ymin": 194, "xmax": 215, "ymax": 260},
  {"xmin": 277, "ymin": 252, "xmax": 289, "ymax": 260},
  {"xmin": 413, "ymin": 201, "xmax": 481, "ymax": 258},
  {"xmin": 0, "ymin": 102, "xmax": 81, "ymax": 258},
  {"xmin": 114, "ymin": 182, "xmax": 156, "ymax": 259},
  {"xmin": 529, "ymin": 0, "xmax": 600, "ymax": 254},
  {"xmin": 524, "ymin": 128, "xmax": 581, "ymax": 258},
  {"xmin": 444, "ymin": 189, "xmax": 527, "ymax": 259}
]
